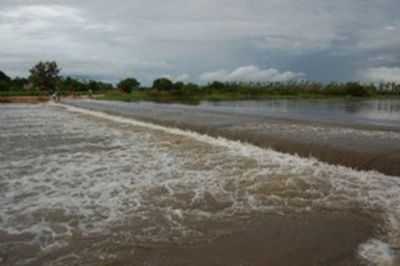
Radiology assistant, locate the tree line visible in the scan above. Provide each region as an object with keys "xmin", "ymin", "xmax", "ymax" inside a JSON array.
[
  {"xmin": 1, "ymin": 61, "xmax": 400, "ymax": 98},
  {"xmin": 0, "ymin": 62, "xmax": 114, "ymax": 96}
]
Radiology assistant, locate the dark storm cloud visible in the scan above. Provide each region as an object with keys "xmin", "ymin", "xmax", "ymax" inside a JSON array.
[{"xmin": 1, "ymin": 0, "xmax": 400, "ymax": 83}]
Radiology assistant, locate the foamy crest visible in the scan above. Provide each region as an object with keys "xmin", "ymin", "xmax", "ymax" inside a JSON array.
[{"xmin": 359, "ymin": 239, "xmax": 396, "ymax": 266}]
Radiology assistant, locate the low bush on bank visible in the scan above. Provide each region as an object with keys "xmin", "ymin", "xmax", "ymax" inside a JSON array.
[
  {"xmin": 97, "ymin": 80, "xmax": 400, "ymax": 103},
  {"xmin": 0, "ymin": 90, "xmax": 46, "ymax": 97}
]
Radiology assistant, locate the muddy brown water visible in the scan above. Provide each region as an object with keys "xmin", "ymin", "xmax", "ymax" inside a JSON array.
[
  {"xmin": 64, "ymin": 99, "xmax": 400, "ymax": 176},
  {"xmin": 1, "ymin": 103, "xmax": 399, "ymax": 265}
]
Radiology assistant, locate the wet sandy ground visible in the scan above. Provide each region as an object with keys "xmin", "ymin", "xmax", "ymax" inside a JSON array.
[{"xmin": 1, "ymin": 104, "xmax": 399, "ymax": 266}]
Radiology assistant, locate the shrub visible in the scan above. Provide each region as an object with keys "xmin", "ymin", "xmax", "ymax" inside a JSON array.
[
  {"xmin": 118, "ymin": 78, "xmax": 140, "ymax": 93},
  {"xmin": 153, "ymin": 78, "xmax": 173, "ymax": 91},
  {"xmin": 344, "ymin": 82, "xmax": 371, "ymax": 97}
]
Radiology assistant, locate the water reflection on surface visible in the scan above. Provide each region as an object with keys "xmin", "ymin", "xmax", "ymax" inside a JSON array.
[{"xmin": 199, "ymin": 99, "xmax": 400, "ymax": 129}]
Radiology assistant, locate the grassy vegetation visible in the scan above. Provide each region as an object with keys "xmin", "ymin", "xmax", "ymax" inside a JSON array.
[
  {"xmin": 96, "ymin": 90, "xmax": 201, "ymax": 104},
  {"xmin": 96, "ymin": 90, "xmax": 330, "ymax": 104},
  {"xmin": 97, "ymin": 81, "xmax": 400, "ymax": 104},
  {"xmin": 0, "ymin": 89, "xmax": 47, "ymax": 97}
]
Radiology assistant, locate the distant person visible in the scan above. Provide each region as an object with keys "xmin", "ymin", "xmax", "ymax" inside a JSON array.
[{"xmin": 51, "ymin": 91, "xmax": 60, "ymax": 102}]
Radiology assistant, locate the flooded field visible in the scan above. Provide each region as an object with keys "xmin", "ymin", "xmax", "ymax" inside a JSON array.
[{"xmin": 1, "ymin": 103, "xmax": 400, "ymax": 265}]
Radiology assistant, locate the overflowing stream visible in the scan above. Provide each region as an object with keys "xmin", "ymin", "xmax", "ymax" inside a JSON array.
[{"xmin": 0, "ymin": 103, "xmax": 399, "ymax": 265}]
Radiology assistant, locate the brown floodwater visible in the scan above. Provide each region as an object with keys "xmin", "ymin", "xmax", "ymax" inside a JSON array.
[
  {"xmin": 0, "ymin": 103, "xmax": 399, "ymax": 265},
  {"xmin": 63, "ymin": 99, "xmax": 400, "ymax": 176}
]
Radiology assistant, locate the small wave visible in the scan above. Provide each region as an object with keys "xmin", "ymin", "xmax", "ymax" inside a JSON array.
[
  {"xmin": 60, "ymin": 103, "xmax": 400, "ymax": 265},
  {"xmin": 359, "ymin": 239, "xmax": 397, "ymax": 266}
]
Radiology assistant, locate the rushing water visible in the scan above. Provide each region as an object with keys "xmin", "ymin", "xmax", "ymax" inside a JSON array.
[{"xmin": 0, "ymin": 103, "xmax": 400, "ymax": 265}]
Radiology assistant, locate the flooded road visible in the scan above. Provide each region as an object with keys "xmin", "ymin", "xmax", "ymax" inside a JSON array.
[{"xmin": 1, "ymin": 103, "xmax": 400, "ymax": 265}]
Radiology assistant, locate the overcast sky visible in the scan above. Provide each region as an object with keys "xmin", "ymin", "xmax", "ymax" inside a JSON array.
[{"xmin": 1, "ymin": 0, "xmax": 400, "ymax": 84}]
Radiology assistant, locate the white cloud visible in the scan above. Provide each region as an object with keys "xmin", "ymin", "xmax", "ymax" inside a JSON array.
[
  {"xmin": 0, "ymin": 5, "xmax": 101, "ymax": 55},
  {"xmin": 0, "ymin": 4, "xmax": 169, "ymax": 79},
  {"xmin": 161, "ymin": 73, "xmax": 190, "ymax": 82},
  {"xmin": 361, "ymin": 67, "xmax": 400, "ymax": 83},
  {"xmin": 175, "ymin": 74, "xmax": 190, "ymax": 82},
  {"xmin": 385, "ymin": 25, "xmax": 396, "ymax": 31},
  {"xmin": 0, "ymin": 1, "xmax": 399, "ymax": 83},
  {"xmin": 356, "ymin": 28, "xmax": 400, "ymax": 51},
  {"xmin": 0, "ymin": 5, "xmax": 84, "ymax": 22},
  {"xmin": 200, "ymin": 65, "xmax": 304, "ymax": 83}
]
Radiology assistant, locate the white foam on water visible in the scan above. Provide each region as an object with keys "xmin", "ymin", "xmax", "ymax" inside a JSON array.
[
  {"xmin": 1, "ymin": 103, "xmax": 400, "ymax": 265},
  {"xmin": 59, "ymin": 103, "xmax": 400, "ymax": 265},
  {"xmin": 359, "ymin": 239, "xmax": 396, "ymax": 266}
]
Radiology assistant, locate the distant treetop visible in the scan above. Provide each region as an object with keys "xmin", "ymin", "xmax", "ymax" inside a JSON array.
[
  {"xmin": 29, "ymin": 61, "xmax": 61, "ymax": 93},
  {"xmin": 0, "ymin": 70, "xmax": 11, "ymax": 82},
  {"xmin": 153, "ymin": 78, "xmax": 173, "ymax": 91},
  {"xmin": 118, "ymin": 78, "xmax": 141, "ymax": 93}
]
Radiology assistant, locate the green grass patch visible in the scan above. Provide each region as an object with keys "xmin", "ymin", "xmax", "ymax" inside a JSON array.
[{"xmin": 96, "ymin": 89, "xmax": 400, "ymax": 105}]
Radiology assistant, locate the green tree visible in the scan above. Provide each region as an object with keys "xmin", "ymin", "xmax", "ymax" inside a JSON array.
[
  {"xmin": 88, "ymin": 80, "xmax": 100, "ymax": 92},
  {"xmin": 0, "ymin": 71, "xmax": 11, "ymax": 91},
  {"xmin": 173, "ymin": 81, "xmax": 184, "ymax": 91},
  {"xmin": 153, "ymin": 78, "xmax": 173, "ymax": 91},
  {"xmin": 185, "ymin": 83, "xmax": 200, "ymax": 91},
  {"xmin": 344, "ymin": 82, "xmax": 371, "ymax": 97},
  {"xmin": 29, "ymin": 61, "xmax": 61, "ymax": 93},
  {"xmin": 208, "ymin": 81, "xmax": 225, "ymax": 90},
  {"xmin": 12, "ymin": 77, "xmax": 29, "ymax": 91},
  {"xmin": 118, "ymin": 78, "xmax": 140, "ymax": 93},
  {"xmin": 0, "ymin": 70, "xmax": 11, "ymax": 83}
]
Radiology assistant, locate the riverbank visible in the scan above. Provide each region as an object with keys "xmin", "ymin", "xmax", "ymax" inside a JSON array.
[
  {"xmin": 0, "ymin": 96, "xmax": 49, "ymax": 103},
  {"xmin": 0, "ymin": 95, "xmax": 101, "ymax": 104},
  {"xmin": 96, "ymin": 90, "xmax": 400, "ymax": 104}
]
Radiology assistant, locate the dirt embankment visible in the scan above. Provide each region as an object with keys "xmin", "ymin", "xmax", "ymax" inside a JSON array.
[{"xmin": 0, "ymin": 96, "xmax": 49, "ymax": 104}]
